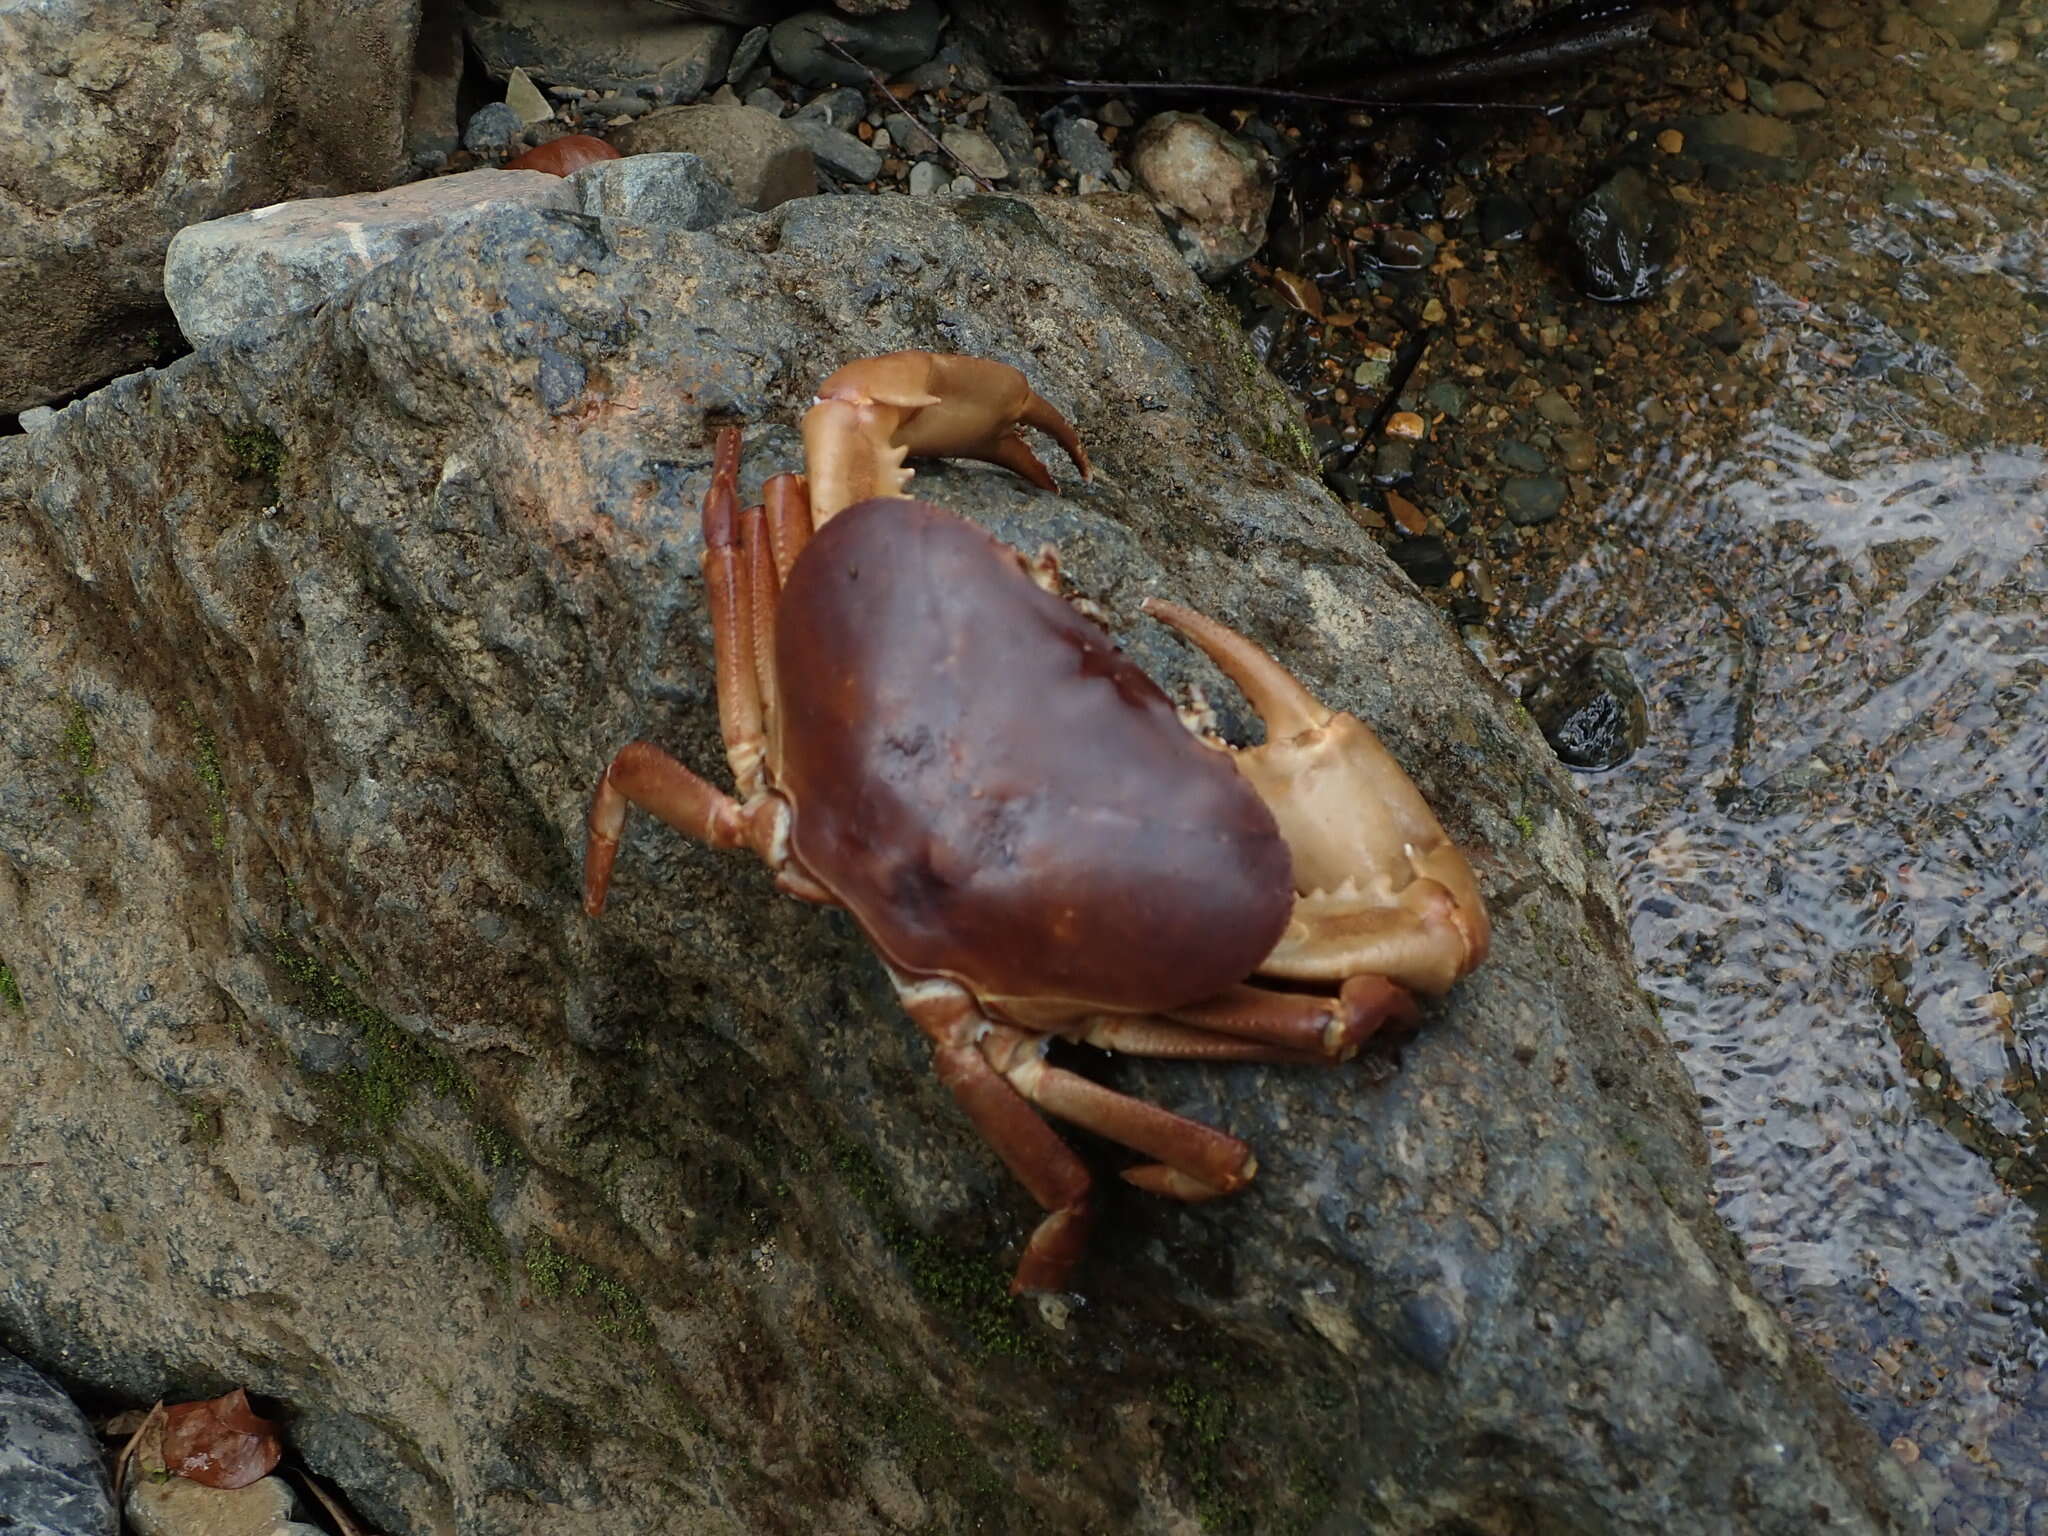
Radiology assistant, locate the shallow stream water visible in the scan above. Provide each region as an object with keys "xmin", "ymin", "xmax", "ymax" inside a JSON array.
[{"xmin": 1496, "ymin": 101, "xmax": 2048, "ymax": 1533}]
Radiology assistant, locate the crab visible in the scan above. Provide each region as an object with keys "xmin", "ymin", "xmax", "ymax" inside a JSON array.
[{"xmin": 583, "ymin": 351, "xmax": 1489, "ymax": 1294}]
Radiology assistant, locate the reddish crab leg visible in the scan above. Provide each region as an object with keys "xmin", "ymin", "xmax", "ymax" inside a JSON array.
[
  {"xmin": 979, "ymin": 1024, "xmax": 1256, "ymax": 1198},
  {"xmin": 761, "ymin": 472, "xmax": 813, "ymax": 586},
  {"xmin": 1069, "ymin": 977, "xmax": 1420, "ymax": 1063},
  {"xmin": 896, "ymin": 977, "xmax": 1095, "ymax": 1294},
  {"xmin": 584, "ymin": 742, "xmax": 749, "ymax": 915},
  {"xmin": 702, "ymin": 430, "xmax": 768, "ymax": 799}
]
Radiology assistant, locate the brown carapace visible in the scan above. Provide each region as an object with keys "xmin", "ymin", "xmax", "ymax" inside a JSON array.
[{"xmin": 583, "ymin": 352, "xmax": 1489, "ymax": 1294}]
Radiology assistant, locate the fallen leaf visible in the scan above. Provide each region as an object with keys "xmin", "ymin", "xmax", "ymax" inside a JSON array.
[
  {"xmin": 1270, "ymin": 268, "xmax": 1325, "ymax": 320},
  {"xmin": 161, "ymin": 1388, "xmax": 284, "ymax": 1490}
]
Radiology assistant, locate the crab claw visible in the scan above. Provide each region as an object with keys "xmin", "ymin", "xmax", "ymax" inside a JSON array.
[
  {"xmin": 801, "ymin": 351, "xmax": 1091, "ymax": 522},
  {"xmin": 1143, "ymin": 598, "xmax": 1490, "ymax": 997}
]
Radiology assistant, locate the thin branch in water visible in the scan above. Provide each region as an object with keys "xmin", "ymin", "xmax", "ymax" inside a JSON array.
[
  {"xmin": 825, "ymin": 39, "xmax": 997, "ymax": 192},
  {"xmin": 1006, "ymin": 80, "xmax": 1560, "ymax": 113}
]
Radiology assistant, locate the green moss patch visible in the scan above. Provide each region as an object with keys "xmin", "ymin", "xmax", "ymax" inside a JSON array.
[
  {"xmin": 0, "ymin": 961, "xmax": 22, "ymax": 1013},
  {"xmin": 272, "ymin": 932, "xmax": 470, "ymax": 1135},
  {"xmin": 831, "ymin": 1138, "xmax": 1042, "ymax": 1362},
  {"xmin": 182, "ymin": 702, "xmax": 229, "ymax": 851},
  {"xmin": 224, "ymin": 426, "xmax": 285, "ymax": 481},
  {"xmin": 522, "ymin": 1234, "xmax": 652, "ymax": 1341}
]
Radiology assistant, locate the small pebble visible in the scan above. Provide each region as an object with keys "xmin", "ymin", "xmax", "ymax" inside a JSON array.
[
  {"xmin": 1386, "ymin": 411, "xmax": 1427, "ymax": 440},
  {"xmin": 462, "ymin": 101, "xmax": 526, "ymax": 156},
  {"xmin": 908, "ymin": 159, "xmax": 948, "ymax": 195},
  {"xmin": 1656, "ymin": 129, "xmax": 1685, "ymax": 154},
  {"xmin": 1502, "ymin": 475, "xmax": 1566, "ymax": 524}
]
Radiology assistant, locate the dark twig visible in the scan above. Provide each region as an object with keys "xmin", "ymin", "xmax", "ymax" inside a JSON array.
[
  {"xmin": 825, "ymin": 39, "xmax": 996, "ymax": 192},
  {"xmin": 1006, "ymin": 80, "xmax": 1560, "ymax": 113},
  {"xmin": 1010, "ymin": 0, "xmax": 1659, "ymax": 113}
]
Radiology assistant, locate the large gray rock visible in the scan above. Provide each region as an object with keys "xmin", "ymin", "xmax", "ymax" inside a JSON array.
[
  {"xmin": 0, "ymin": 195, "xmax": 1919, "ymax": 1535},
  {"xmin": 0, "ymin": 1349, "xmax": 115, "ymax": 1536},
  {"xmin": 611, "ymin": 103, "xmax": 816, "ymax": 208},
  {"xmin": 950, "ymin": 0, "xmax": 1570, "ymax": 89},
  {"xmin": 163, "ymin": 172, "xmax": 582, "ymax": 347},
  {"xmin": 0, "ymin": 0, "xmax": 420, "ymax": 415},
  {"xmin": 462, "ymin": 0, "xmax": 738, "ymax": 102},
  {"xmin": 569, "ymin": 153, "xmax": 742, "ymax": 230}
]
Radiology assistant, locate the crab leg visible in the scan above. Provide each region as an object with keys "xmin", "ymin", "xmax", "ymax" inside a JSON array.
[
  {"xmin": 584, "ymin": 742, "xmax": 753, "ymax": 913},
  {"xmin": 802, "ymin": 351, "xmax": 1090, "ymax": 522},
  {"xmin": 761, "ymin": 471, "xmax": 813, "ymax": 586},
  {"xmin": 702, "ymin": 429, "xmax": 769, "ymax": 800},
  {"xmin": 978, "ymin": 1023, "xmax": 1256, "ymax": 1199},
  {"xmin": 896, "ymin": 977, "xmax": 1095, "ymax": 1294},
  {"xmin": 1062, "ymin": 977, "xmax": 1415, "ymax": 1063}
]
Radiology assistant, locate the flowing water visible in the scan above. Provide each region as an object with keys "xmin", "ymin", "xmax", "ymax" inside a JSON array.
[{"xmin": 1494, "ymin": 91, "xmax": 2048, "ymax": 1533}]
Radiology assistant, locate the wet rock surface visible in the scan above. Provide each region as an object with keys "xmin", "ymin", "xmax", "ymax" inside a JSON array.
[
  {"xmin": 462, "ymin": 0, "xmax": 739, "ymax": 104},
  {"xmin": 0, "ymin": 194, "xmax": 1917, "ymax": 1533},
  {"xmin": 163, "ymin": 172, "xmax": 583, "ymax": 348},
  {"xmin": 0, "ymin": 0, "xmax": 418, "ymax": 414},
  {"xmin": 947, "ymin": 0, "xmax": 1547, "ymax": 91},
  {"xmin": 610, "ymin": 102, "xmax": 817, "ymax": 207},
  {"xmin": 0, "ymin": 1348, "xmax": 115, "ymax": 1536}
]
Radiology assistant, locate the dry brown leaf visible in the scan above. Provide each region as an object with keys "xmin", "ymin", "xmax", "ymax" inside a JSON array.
[
  {"xmin": 1269, "ymin": 268, "xmax": 1325, "ymax": 320},
  {"xmin": 161, "ymin": 1388, "xmax": 284, "ymax": 1490}
]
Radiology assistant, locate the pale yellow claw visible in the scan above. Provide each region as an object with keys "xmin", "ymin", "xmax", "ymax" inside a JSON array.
[{"xmin": 801, "ymin": 350, "xmax": 1090, "ymax": 523}]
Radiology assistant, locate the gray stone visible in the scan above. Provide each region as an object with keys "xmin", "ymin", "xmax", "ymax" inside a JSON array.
[
  {"xmin": 790, "ymin": 120, "xmax": 885, "ymax": 183},
  {"xmin": 462, "ymin": 101, "xmax": 529, "ymax": 156},
  {"xmin": 1769, "ymin": 80, "xmax": 1828, "ymax": 119},
  {"xmin": 907, "ymin": 159, "xmax": 949, "ymax": 195},
  {"xmin": 1670, "ymin": 111, "xmax": 1806, "ymax": 180},
  {"xmin": 126, "ymin": 1467, "xmax": 296, "ymax": 1536},
  {"xmin": 1051, "ymin": 116, "xmax": 1117, "ymax": 179},
  {"xmin": 570, "ymin": 153, "xmax": 742, "ymax": 230},
  {"xmin": 1128, "ymin": 111, "xmax": 1273, "ymax": 280},
  {"xmin": 941, "ymin": 127, "xmax": 1009, "ymax": 182},
  {"xmin": 726, "ymin": 24, "xmax": 771, "ymax": 83},
  {"xmin": 1908, "ymin": 0, "xmax": 1999, "ymax": 45},
  {"xmin": 948, "ymin": 0, "xmax": 1558, "ymax": 88},
  {"xmin": 0, "ymin": 192, "xmax": 1922, "ymax": 1536},
  {"xmin": 768, "ymin": 0, "xmax": 946, "ymax": 87},
  {"xmin": 0, "ymin": 1348, "xmax": 114, "ymax": 1536},
  {"xmin": 464, "ymin": 0, "xmax": 738, "ymax": 105},
  {"xmin": 163, "ymin": 172, "xmax": 582, "ymax": 348},
  {"xmin": 792, "ymin": 86, "xmax": 867, "ymax": 128},
  {"xmin": 18, "ymin": 406, "xmax": 59, "ymax": 433},
  {"xmin": 1503, "ymin": 473, "xmax": 1568, "ymax": 523},
  {"xmin": 743, "ymin": 86, "xmax": 786, "ymax": 116},
  {"xmin": 612, "ymin": 103, "xmax": 816, "ymax": 209},
  {"xmin": 0, "ymin": 0, "xmax": 417, "ymax": 413}
]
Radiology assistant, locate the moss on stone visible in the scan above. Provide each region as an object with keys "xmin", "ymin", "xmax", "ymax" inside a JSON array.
[
  {"xmin": 830, "ymin": 1138, "xmax": 1043, "ymax": 1362},
  {"xmin": 398, "ymin": 1145, "xmax": 509, "ymax": 1274},
  {"xmin": 272, "ymin": 932, "xmax": 472, "ymax": 1136},
  {"xmin": 61, "ymin": 703, "xmax": 99, "ymax": 775},
  {"xmin": 474, "ymin": 1122, "xmax": 526, "ymax": 1170},
  {"xmin": 182, "ymin": 702, "xmax": 228, "ymax": 851},
  {"xmin": 0, "ymin": 961, "xmax": 22, "ymax": 1012},
  {"xmin": 224, "ymin": 425, "xmax": 285, "ymax": 481},
  {"xmin": 522, "ymin": 1232, "xmax": 652, "ymax": 1341}
]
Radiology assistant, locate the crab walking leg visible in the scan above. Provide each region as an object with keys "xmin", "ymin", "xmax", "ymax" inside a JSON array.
[
  {"xmin": 979, "ymin": 1023, "xmax": 1257, "ymax": 1199},
  {"xmin": 761, "ymin": 472, "xmax": 814, "ymax": 587},
  {"xmin": 1068, "ymin": 976, "xmax": 1419, "ymax": 1063},
  {"xmin": 702, "ymin": 429, "xmax": 769, "ymax": 799},
  {"xmin": 583, "ymin": 743, "xmax": 748, "ymax": 914},
  {"xmin": 896, "ymin": 977, "xmax": 1094, "ymax": 1294},
  {"xmin": 739, "ymin": 499, "xmax": 780, "ymax": 748}
]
